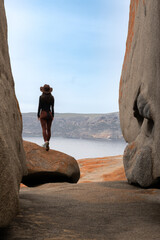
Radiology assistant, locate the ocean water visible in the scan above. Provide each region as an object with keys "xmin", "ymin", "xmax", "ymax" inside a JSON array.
[{"xmin": 23, "ymin": 137, "xmax": 126, "ymax": 160}]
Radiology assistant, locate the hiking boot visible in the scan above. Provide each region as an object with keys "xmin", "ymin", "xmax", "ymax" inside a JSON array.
[{"xmin": 46, "ymin": 141, "xmax": 49, "ymax": 151}]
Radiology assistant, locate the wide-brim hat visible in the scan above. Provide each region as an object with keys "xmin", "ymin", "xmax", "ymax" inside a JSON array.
[{"xmin": 40, "ymin": 84, "xmax": 53, "ymax": 94}]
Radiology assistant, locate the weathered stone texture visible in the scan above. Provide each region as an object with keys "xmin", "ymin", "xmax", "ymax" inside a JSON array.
[
  {"xmin": 119, "ymin": 0, "xmax": 160, "ymax": 187},
  {"xmin": 0, "ymin": 0, "xmax": 27, "ymax": 227},
  {"xmin": 22, "ymin": 141, "xmax": 80, "ymax": 187},
  {"xmin": 2, "ymin": 182, "xmax": 160, "ymax": 240}
]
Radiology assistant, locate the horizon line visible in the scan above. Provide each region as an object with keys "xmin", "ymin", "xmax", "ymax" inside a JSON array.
[{"xmin": 22, "ymin": 111, "xmax": 119, "ymax": 115}]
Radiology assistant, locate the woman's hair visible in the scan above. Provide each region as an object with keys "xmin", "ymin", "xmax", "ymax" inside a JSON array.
[{"xmin": 41, "ymin": 93, "xmax": 54, "ymax": 104}]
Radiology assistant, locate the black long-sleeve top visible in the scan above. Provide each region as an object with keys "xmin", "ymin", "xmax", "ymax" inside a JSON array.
[{"xmin": 37, "ymin": 94, "xmax": 54, "ymax": 118}]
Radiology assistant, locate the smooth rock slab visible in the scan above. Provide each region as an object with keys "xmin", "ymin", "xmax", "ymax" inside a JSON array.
[
  {"xmin": 0, "ymin": 0, "xmax": 27, "ymax": 227},
  {"xmin": 22, "ymin": 141, "xmax": 80, "ymax": 186},
  {"xmin": 1, "ymin": 181, "xmax": 160, "ymax": 240}
]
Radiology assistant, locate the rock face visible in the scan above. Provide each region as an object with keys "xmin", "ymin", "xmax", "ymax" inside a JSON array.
[
  {"xmin": 0, "ymin": 1, "xmax": 27, "ymax": 227},
  {"xmin": 119, "ymin": 0, "xmax": 160, "ymax": 187},
  {"xmin": 22, "ymin": 141, "xmax": 80, "ymax": 187}
]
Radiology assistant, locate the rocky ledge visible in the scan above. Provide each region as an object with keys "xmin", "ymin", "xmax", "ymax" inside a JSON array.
[{"xmin": 1, "ymin": 181, "xmax": 160, "ymax": 240}]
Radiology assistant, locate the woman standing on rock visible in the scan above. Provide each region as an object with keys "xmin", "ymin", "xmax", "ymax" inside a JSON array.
[{"xmin": 37, "ymin": 84, "xmax": 54, "ymax": 151}]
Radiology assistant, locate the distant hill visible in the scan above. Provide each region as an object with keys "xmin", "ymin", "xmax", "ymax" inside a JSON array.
[{"xmin": 22, "ymin": 112, "xmax": 123, "ymax": 140}]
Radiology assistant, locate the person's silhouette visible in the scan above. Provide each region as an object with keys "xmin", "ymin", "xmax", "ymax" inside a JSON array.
[{"xmin": 37, "ymin": 84, "xmax": 54, "ymax": 151}]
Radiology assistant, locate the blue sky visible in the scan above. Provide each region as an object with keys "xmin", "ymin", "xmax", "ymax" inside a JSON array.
[{"xmin": 4, "ymin": 0, "xmax": 130, "ymax": 113}]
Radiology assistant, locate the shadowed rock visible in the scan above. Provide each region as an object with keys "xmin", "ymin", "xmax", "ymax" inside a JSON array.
[
  {"xmin": 22, "ymin": 141, "xmax": 80, "ymax": 187},
  {"xmin": 0, "ymin": 0, "xmax": 27, "ymax": 227},
  {"xmin": 2, "ymin": 182, "xmax": 160, "ymax": 240},
  {"xmin": 119, "ymin": 0, "xmax": 160, "ymax": 187}
]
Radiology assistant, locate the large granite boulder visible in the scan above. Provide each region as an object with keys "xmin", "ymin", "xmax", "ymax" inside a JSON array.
[
  {"xmin": 22, "ymin": 141, "xmax": 80, "ymax": 187},
  {"xmin": 0, "ymin": 1, "xmax": 27, "ymax": 227},
  {"xmin": 119, "ymin": 0, "xmax": 160, "ymax": 187}
]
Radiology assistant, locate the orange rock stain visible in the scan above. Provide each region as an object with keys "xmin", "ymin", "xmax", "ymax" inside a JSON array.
[
  {"xmin": 119, "ymin": 75, "xmax": 123, "ymax": 103},
  {"xmin": 78, "ymin": 155, "xmax": 125, "ymax": 183},
  {"xmin": 128, "ymin": 141, "xmax": 136, "ymax": 150},
  {"xmin": 124, "ymin": 0, "xmax": 139, "ymax": 64},
  {"xmin": 20, "ymin": 183, "xmax": 27, "ymax": 188},
  {"xmin": 119, "ymin": 0, "xmax": 139, "ymax": 103},
  {"xmin": 103, "ymin": 167, "xmax": 126, "ymax": 181}
]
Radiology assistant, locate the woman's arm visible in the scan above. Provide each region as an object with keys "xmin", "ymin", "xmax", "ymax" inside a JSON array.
[
  {"xmin": 51, "ymin": 96, "xmax": 55, "ymax": 118},
  {"xmin": 37, "ymin": 96, "xmax": 42, "ymax": 118}
]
